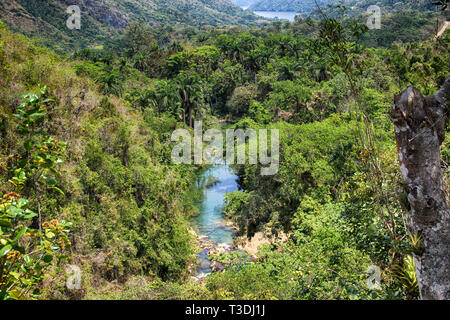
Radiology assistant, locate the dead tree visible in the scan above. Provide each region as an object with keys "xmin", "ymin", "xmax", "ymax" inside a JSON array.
[{"xmin": 390, "ymin": 77, "xmax": 450, "ymax": 300}]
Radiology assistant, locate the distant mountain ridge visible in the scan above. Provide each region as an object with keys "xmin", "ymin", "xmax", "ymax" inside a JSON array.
[
  {"xmin": 230, "ymin": 0, "xmax": 258, "ymax": 7},
  {"xmin": 0, "ymin": 0, "xmax": 263, "ymax": 51},
  {"xmin": 248, "ymin": 0, "xmax": 338, "ymax": 13}
]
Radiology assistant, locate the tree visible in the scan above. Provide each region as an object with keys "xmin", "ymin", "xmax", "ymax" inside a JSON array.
[
  {"xmin": 124, "ymin": 21, "xmax": 156, "ymax": 58},
  {"xmin": 96, "ymin": 69, "xmax": 123, "ymax": 96},
  {"xmin": 226, "ymin": 84, "xmax": 257, "ymax": 116},
  {"xmin": 155, "ymin": 80, "xmax": 181, "ymax": 116},
  {"xmin": 1, "ymin": 86, "xmax": 71, "ymax": 300},
  {"xmin": 390, "ymin": 77, "xmax": 450, "ymax": 300},
  {"xmin": 175, "ymin": 72, "xmax": 205, "ymax": 127}
]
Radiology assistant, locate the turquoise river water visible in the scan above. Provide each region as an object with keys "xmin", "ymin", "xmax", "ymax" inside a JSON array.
[{"xmin": 192, "ymin": 164, "xmax": 239, "ymax": 275}]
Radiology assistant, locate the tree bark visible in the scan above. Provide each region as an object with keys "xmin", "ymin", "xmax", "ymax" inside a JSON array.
[{"xmin": 389, "ymin": 77, "xmax": 450, "ymax": 300}]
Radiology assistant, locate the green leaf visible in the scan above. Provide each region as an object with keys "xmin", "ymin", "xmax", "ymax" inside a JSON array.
[
  {"xmin": 0, "ymin": 218, "xmax": 12, "ymax": 227},
  {"xmin": 6, "ymin": 206, "xmax": 22, "ymax": 218},
  {"xmin": 49, "ymin": 186, "xmax": 65, "ymax": 196},
  {"xmin": 46, "ymin": 178, "xmax": 57, "ymax": 186},
  {"xmin": 0, "ymin": 244, "xmax": 12, "ymax": 257},
  {"xmin": 29, "ymin": 112, "xmax": 45, "ymax": 119},
  {"xmin": 8, "ymin": 289, "xmax": 27, "ymax": 300},
  {"xmin": 12, "ymin": 226, "xmax": 28, "ymax": 243},
  {"xmin": 23, "ymin": 209, "xmax": 37, "ymax": 219},
  {"xmin": 24, "ymin": 255, "xmax": 32, "ymax": 264}
]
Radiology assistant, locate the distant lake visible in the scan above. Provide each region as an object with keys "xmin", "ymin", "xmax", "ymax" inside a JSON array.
[{"xmin": 240, "ymin": 6, "xmax": 299, "ymax": 22}]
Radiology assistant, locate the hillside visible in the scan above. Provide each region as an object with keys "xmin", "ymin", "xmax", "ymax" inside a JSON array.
[
  {"xmin": 0, "ymin": 19, "xmax": 204, "ymax": 298},
  {"xmin": 0, "ymin": 0, "xmax": 263, "ymax": 52},
  {"xmin": 249, "ymin": 0, "xmax": 337, "ymax": 13},
  {"xmin": 303, "ymin": 0, "xmax": 450, "ymax": 47},
  {"xmin": 309, "ymin": 0, "xmax": 449, "ymax": 18}
]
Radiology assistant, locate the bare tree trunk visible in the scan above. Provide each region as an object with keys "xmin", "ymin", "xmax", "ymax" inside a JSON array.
[{"xmin": 390, "ymin": 77, "xmax": 450, "ymax": 300}]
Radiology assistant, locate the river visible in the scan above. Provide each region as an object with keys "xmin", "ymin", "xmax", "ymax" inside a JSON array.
[
  {"xmin": 241, "ymin": 6, "xmax": 299, "ymax": 22},
  {"xmin": 192, "ymin": 164, "xmax": 239, "ymax": 276}
]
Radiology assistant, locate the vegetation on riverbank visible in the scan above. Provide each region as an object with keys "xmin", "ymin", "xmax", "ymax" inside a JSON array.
[{"xmin": 0, "ymin": 20, "xmax": 201, "ymax": 299}]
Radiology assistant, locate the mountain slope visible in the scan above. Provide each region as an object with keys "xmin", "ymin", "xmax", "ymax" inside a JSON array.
[
  {"xmin": 309, "ymin": 0, "xmax": 447, "ymax": 18},
  {"xmin": 0, "ymin": 19, "xmax": 202, "ymax": 294},
  {"xmin": 0, "ymin": 0, "xmax": 263, "ymax": 51},
  {"xmin": 305, "ymin": 0, "xmax": 450, "ymax": 47}
]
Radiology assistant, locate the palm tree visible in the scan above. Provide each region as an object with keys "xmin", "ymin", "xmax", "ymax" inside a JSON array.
[
  {"xmin": 96, "ymin": 69, "xmax": 122, "ymax": 96},
  {"xmin": 175, "ymin": 72, "xmax": 204, "ymax": 127},
  {"xmin": 155, "ymin": 80, "xmax": 181, "ymax": 117}
]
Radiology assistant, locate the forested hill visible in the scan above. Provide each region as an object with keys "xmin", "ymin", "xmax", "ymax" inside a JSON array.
[
  {"xmin": 0, "ymin": 0, "xmax": 449, "ymax": 302},
  {"xmin": 303, "ymin": 0, "xmax": 450, "ymax": 47},
  {"xmin": 309, "ymin": 0, "xmax": 449, "ymax": 18},
  {"xmin": 0, "ymin": 0, "xmax": 263, "ymax": 52},
  {"xmin": 248, "ymin": 0, "xmax": 337, "ymax": 13}
]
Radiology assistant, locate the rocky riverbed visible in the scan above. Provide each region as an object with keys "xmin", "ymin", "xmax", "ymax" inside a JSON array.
[{"xmin": 189, "ymin": 164, "xmax": 289, "ymax": 283}]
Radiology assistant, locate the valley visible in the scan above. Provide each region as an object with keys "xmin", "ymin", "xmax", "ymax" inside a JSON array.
[{"xmin": 0, "ymin": 0, "xmax": 449, "ymax": 301}]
